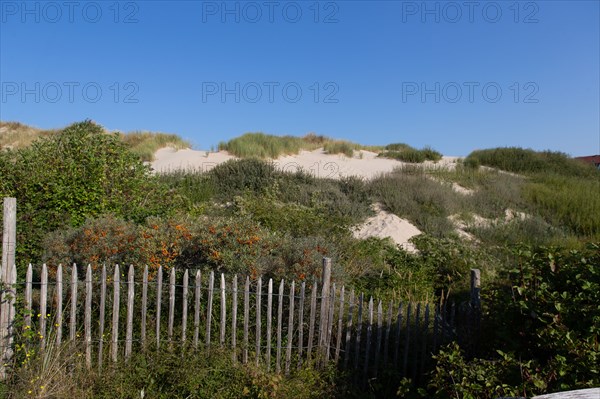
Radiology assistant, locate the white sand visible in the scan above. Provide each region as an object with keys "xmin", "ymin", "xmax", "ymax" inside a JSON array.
[
  {"xmin": 151, "ymin": 147, "xmax": 459, "ymax": 180},
  {"xmin": 150, "ymin": 147, "xmax": 463, "ymax": 250},
  {"xmin": 352, "ymin": 204, "xmax": 422, "ymax": 252}
]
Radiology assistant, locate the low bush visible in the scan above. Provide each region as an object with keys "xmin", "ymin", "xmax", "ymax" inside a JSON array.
[
  {"xmin": 465, "ymin": 147, "xmax": 599, "ymax": 178},
  {"xmin": 208, "ymin": 158, "xmax": 278, "ymax": 199}
]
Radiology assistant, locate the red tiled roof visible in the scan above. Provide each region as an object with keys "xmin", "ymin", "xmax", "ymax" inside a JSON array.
[{"xmin": 575, "ymin": 155, "xmax": 600, "ymax": 165}]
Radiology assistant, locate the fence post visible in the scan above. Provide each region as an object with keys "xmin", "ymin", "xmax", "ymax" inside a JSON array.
[
  {"xmin": 1, "ymin": 197, "xmax": 16, "ymax": 379},
  {"xmin": 469, "ymin": 269, "xmax": 481, "ymax": 355},
  {"xmin": 318, "ymin": 257, "xmax": 332, "ymax": 365}
]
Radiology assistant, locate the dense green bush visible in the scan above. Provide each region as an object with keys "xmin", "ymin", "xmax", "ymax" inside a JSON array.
[
  {"xmin": 0, "ymin": 120, "xmax": 174, "ymax": 275},
  {"xmin": 465, "ymin": 147, "xmax": 598, "ymax": 177},
  {"xmin": 208, "ymin": 158, "xmax": 278, "ymax": 199},
  {"xmin": 428, "ymin": 243, "xmax": 600, "ymax": 397},
  {"xmin": 378, "ymin": 144, "xmax": 442, "ymax": 163}
]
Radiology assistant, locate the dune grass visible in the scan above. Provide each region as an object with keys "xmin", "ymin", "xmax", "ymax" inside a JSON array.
[
  {"xmin": 378, "ymin": 143, "xmax": 443, "ymax": 163},
  {"xmin": 120, "ymin": 131, "xmax": 191, "ymax": 161},
  {"xmin": 219, "ymin": 132, "xmax": 387, "ymax": 159},
  {"xmin": 1, "ymin": 121, "xmax": 191, "ymax": 161},
  {"xmin": 0, "ymin": 121, "xmax": 59, "ymax": 149},
  {"xmin": 218, "ymin": 132, "xmax": 313, "ymax": 158},
  {"xmin": 465, "ymin": 147, "xmax": 598, "ymax": 177}
]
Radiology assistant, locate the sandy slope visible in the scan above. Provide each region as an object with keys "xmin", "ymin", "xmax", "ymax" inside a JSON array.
[
  {"xmin": 151, "ymin": 147, "xmax": 460, "ymax": 179},
  {"xmin": 151, "ymin": 147, "xmax": 461, "ymax": 250}
]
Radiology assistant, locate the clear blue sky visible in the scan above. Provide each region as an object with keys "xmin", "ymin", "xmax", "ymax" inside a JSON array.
[{"xmin": 1, "ymin": 0, "xmax": 598, "ymax": 156}]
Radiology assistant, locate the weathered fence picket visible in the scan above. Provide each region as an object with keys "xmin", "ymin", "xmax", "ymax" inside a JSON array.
[
  {"xmin": 111, "ymin": 265, "xmax": 120, "ymax": 362},
  {"xmin": 40, "ymin": 264, "xmax": 48, "ymax": 351},
  {"xmin": 85, "ymin": 265, "xmax": 93, "ymax": 366},
  {"xmin": 98, "ymin": 265, "xmax": 107, "ymax": 368},
  {"xmin": 266, "ymin": 278, "xmax": 273, "ymax": 370},
  {"xmin": 125, "ymin": 265, "xmax": 134, "ymax": 359},
  {"xmin": 141, "ymin": 265, "xmax": 148, "ymax": 347}
]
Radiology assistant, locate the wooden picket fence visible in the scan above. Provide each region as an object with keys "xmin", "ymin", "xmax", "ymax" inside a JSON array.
[{"xmin": 0, "ymin": 258, "xmax": 481, "ymax": 382}]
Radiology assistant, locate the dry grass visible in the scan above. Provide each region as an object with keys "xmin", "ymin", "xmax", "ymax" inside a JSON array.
[
  {"xmin": 0, "ymin": 121, "xmax": 191, "ymax": 161},
  {"xmin": 0, "ymin": 121, "xmax": 59, "ymax": 149}
]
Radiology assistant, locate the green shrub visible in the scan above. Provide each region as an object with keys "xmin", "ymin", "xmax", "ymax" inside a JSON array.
[
  {"xmin": 0, "ymin": 120, "xmax": 174, "ymax": 276},
  {"xmin": 465, "ymin": 147, "xmax": 599, "ymax": 177},
  {"xmin": 378, "ymin": 144, "xmax": 442, "ymax": 163},
  {"xmin": 429, "ymin": 244, "xmax": 600, "ymax": 398},
  {"xmin": 421, "ymin": 146, "xmax": 443, "ymax": 162},
  {"xmin": 323, "ymin": 140, "xmax": 359, "ymax": 157},
  {"xmin": 385, "ymin": 143, "xmax": 414, "ymax": 152},
  {"xmin": 208, "ymin": 158, "xmax": 278, "ymax": 199}
]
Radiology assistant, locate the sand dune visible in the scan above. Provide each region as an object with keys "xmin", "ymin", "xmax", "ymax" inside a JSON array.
[
  {"xmin": 151, "ymin": 147, "xmax": 460, "ymax": 179},
  {"xmin": 150, "ymin": 147, "xmax": 462, "ymax": 251}
]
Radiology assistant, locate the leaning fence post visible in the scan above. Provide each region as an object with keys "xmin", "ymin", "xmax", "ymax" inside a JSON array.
[{"xmin": 318, "ymin": 257, "xmax": 332, "ymax": 365}]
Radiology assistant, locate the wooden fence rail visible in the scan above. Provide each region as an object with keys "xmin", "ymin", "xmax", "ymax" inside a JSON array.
[{"xmin": 0, "ymin": 259, "xmax": 481, "ymax": 382}]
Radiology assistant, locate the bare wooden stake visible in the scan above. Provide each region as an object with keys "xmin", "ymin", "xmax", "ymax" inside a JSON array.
[
  {"xmin": 70, "ymin": 264, "xmax": 78, "ymax": 342},
  {"xmin": 111, "ymin": 265, "xmax": 120, "ymax": 362},
  {"xmin": 243, "ymin": 276, "xmax": 250, "ymax": 364},
  {"xmin": 364, "ymin": 297, "xmax": 374, "ymax": 377},
  {"xmin": 255, "ymin": 276, "xmax": 262, "ymax": 366},
  {"xmin": 231, "ymin": 275, "xmax": 238, "ymax": 361},
  {"xmin": 276, "ymin": 279, "xmax": 284, "ymax": 373},
  {"xmin": 156, "ymin": 266, "xmax": 163, "ymax": 348},
  {"xmin": 325, "ymin": 284, "xmax": 336, "ymax": 362},
  {"xmin": 403, "ymin": 304, "xmax": 411, "ymax": 377},
  {"xmin": 168, "ymin": 268, "xmax": 176, "ymax": 343},
  {"xmin": 374, "ymin": 300, "xmax": 383, "ymax": 377},
  {"xmin": 25, "ymin": 264, "xmax": 33, "ymax": 332},
  {"xmin": 307, "ymin": 279, "xmax": 318, "ymax": 363},
  {"xmin": 297, "ymin": 281, "xmax": 306, "ymax": 369},
  {"xmin": 394, "ymin": 303, "xmax": 403, "ymax": 368},
  {"xmin": 334, "ymin": 286, "xmax": 345, "ymax": 363},
  {"xmin": 206, "ymin": 271, "xmax": 214, "ymax": 349},
  {"xmin": 40, "ymin": 264, "xmax": 48, "ymax": 351},
  {"xmin": 85, "ymin": 265, "xmax": 93, "ymax": 367},
  {"xmin": 285, "ymin": 281, "xmax": 295, "ymax": 375},
  {"xmin": 54, "ymin": 264, "xmax": 62, "ymax": 346},
  {"xmin": 354, "ymin": 293, "xmax": 364, "ymax": 370},
  {"xmin": 266, "ymin": 278, "xmax": 273, "ymax": 371},
  {"xmin": 220, "ymin": 273, "xmax": 226, "ymax": 347},
  {"xmin": 98, "ymin": 265, "xmax": 107, "ymax": 369},
  {"xmin": 344, "ymin": 290, "xmax": 355, "ymax": 368},
  {"xmin": 182, "ymin": 269, "xmax": 189, "ymax": 344},
  {"xmin": 420, "ymin": 304, "xmax": 430, "ymax": 378},
  {"xmin": 383, "ymin": 301, "xmax": 393, "ymax": 366},
  {"xmin": 193, "ymin": 271, "xmax": 201, "ymax": 349},
  {"xmin": 125, "ymin": 265, "xmax": 134, "ymax": 359},
  {"xmin": 141, "ymin": 265, "xmax": 148, "ymax": 348}
]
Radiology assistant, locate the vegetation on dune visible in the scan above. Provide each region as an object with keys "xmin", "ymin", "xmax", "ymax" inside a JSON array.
[
  {"xmin": 219, "ymin": 132, "xmax": 386, "ymax": 158},
  {"xmin": 0, "ymin": 120, "xmax": 190, "ymax": 161},
  {"xmin": 378, "ymin": 143, "xmax": 443, "ymax": 163},
  {"xmin": 465, "ymin": 147, "xmax": 598, "ymax": 177},
  {"xmin": 119, "ymin": 130, "xmax": 191, "ymax": 161},
  {"xmin": 0, "ymin": 121, "xmax": 60, "ymax": 149},
  {"xmin": 2, "ymin": 121, "xmax": 599, "ymax": 397}
]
